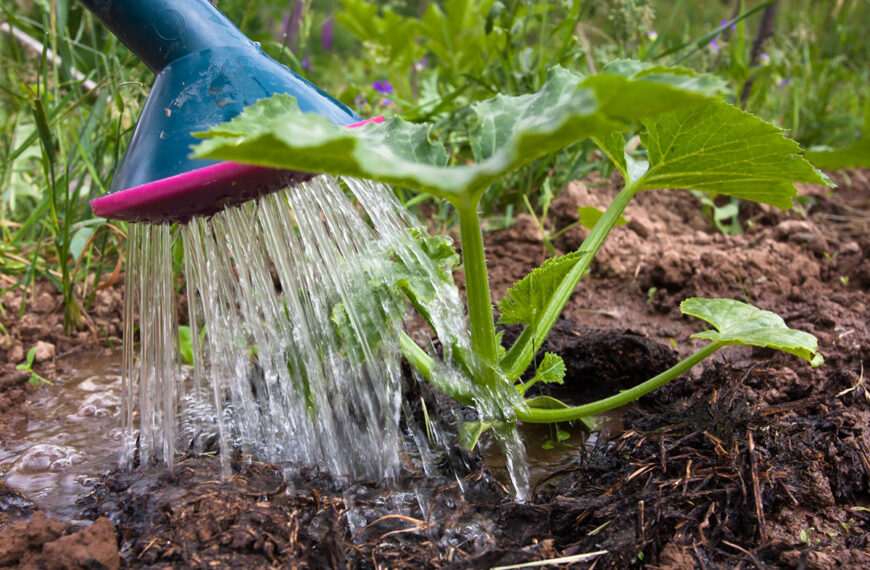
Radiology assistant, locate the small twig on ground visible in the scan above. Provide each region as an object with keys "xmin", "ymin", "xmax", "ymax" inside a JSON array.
[
  {"xmin": 747, "ymin": 430, "xmax": 767, "ymax": 542},
  {"xmin": 490, "ymin": 550, "xmax": 608, "ymax": 570}
]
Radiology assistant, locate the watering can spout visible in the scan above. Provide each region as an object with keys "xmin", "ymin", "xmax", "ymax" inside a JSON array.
[{"xmin": 80, "ymin": 0, "xmax": 365, "ymax": 223}]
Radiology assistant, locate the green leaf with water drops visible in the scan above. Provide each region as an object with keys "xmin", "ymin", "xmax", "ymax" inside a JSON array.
[
  {"xmin": 193, "ymin": 63, "xmax": 723, "ymax": 205},
  {"xmin": 330, "ymin": 275, "xmax": 406, "ymax": 364},
  {"xmin": 635, "ymin": 102, "xmax": 831, "ymax": 209},
  {"xmin": 681, "ymin": 298, "xmax": 823, "ymax": 366}
]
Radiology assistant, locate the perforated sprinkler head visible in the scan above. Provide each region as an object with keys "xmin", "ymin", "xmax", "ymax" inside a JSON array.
[{"xmin": 82, "ymin": 0, "xmax": 367, "ymax": 224}]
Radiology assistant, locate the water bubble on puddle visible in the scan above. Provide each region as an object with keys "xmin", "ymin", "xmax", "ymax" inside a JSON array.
[
  {"xmin": 13, "ymin": 444, "xmax": 85, "ymax": 474},
  {"xmin": 108, "ymin": 427, "xmax": 126, "ymax": 442},
  {"xmin": 69, "ymin": 392, "xmax": 121, "ymax": 420}
]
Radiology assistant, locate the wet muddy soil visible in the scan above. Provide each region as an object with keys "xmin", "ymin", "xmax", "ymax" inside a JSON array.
[{"xmin": 1, "ymin": 169, "xmax": 868, "ymax": 568}]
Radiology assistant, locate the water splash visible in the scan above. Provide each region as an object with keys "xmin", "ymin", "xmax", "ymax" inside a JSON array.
[{"xmin": 123, "ymin": 176, "xmax": 531, "ymax": 497}]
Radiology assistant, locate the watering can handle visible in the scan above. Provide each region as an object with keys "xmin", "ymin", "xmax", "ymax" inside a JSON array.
[{"xmin": 79, "ymin": 0, "xmax": 254, "ymax": 73}]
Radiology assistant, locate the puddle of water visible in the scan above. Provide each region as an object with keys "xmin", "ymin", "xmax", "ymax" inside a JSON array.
[
  {"xmin": 0, "ymin": 344, "xmax": 628, "ymax": 521},
  {"xmin": 482, "ymin": 408, "xmax": 626, "ymax": 491},
  {"xmin": 0, "ymin": 353, "xmax": 123, "ymax": 521}
]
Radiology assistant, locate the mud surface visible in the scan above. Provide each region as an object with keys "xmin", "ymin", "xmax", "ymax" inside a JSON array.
[{"xmin": 1, "ymin": 169, "xmax": 868, "ymax": 567}]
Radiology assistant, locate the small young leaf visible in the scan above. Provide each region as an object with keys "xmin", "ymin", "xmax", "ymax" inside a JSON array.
[
  {"xmin": 681, "ymin": 298, "xmax": 823, "ymax": 366},
  {"xmin": 518, "ymin": 353, "xmax": 567, "ymax": 395},
  {"xmin": 577, "ymin": 206, "xmax": 628, "ymax": 230},
  {"xmin": 26, "ymin": 346, "xmax": 37, "ymax": 367},
  {"xmin": 637, "ymin": 102, "xmax": 831, "ymax": 209},
  {"xmin": 458, "ymin": 420, "xmax": 494, "ymax": 451},
  {"xmin": 498, "ymin": 251, "xmax": 587, "ymax": 328},
  {"xmin": 533, "ymin": 352, "xmax": 567, "ymax": 386},
  {"xmin": 556, "ymin": 428, "xmax": 571, "ymax": 442}
]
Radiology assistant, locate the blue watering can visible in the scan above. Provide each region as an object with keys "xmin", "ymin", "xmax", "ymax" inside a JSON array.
[{"xmin": 80, "ymin": 0, "xmax": 369, "ymax": 223}]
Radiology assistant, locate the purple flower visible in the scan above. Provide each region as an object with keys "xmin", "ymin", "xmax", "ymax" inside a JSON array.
[
  {"xmin": 720, "ymin": 19, "xmax": 736, "ymax": 31},
  {"xmin": 778, "ymin": 77, "xmax": 790, "ymax": 88},
  {"xmin": 760, "ymin": 53, "xmax": 770, "ymax": 65},
  {"xmin": 646, "ymin": 30, "xmax": 658, "ymax": 41},
  {"xmin": 709, "ymin": 38, "xmax": 720, "ymax": 53},
  {"xmin": 321, "ymin": 18, "xmax": 334, "ymax": 51},
  {"xmin": 415, "ymin": 57, "xmax": 428, "ymax": 72},
  {"xmin": 301, "ymin": 56, "xmax": 312, "ymax": 71},
  {"xmin": 373, "ymin": 79, "xmax": 394, "ymax": 96}
]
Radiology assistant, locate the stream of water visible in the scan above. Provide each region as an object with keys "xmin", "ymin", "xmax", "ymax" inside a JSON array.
[{"xmin": 121, "ymin": 176, "xmax": 534, "ymax": 494}]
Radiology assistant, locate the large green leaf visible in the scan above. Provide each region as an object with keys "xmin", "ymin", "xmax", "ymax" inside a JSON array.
[
  {"xmin": 636, "ymin": 102, "xmax": 831, "ymax": 209},
  {"xmin": 681, "ymin": 298, "xmax": 823, "ymax": 366},
  {"xmin": 193, "ymin": 64, "xmax": 724, "ymax": 205}
]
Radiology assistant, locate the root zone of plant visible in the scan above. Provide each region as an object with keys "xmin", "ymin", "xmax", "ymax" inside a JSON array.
[{"xmin": 73, "ymin": 361, "xmax": 869, "ymax": 569}]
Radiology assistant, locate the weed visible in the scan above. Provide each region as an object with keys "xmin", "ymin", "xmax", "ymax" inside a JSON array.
[{"xmin": 16, "ymin": 346, "xmax": 53, "ymax": 387}]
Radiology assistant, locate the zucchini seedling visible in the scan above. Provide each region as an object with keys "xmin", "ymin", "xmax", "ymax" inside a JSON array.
[{"xmin": 194, "ymin": 60, "xmax": 828, "ymax": 494}]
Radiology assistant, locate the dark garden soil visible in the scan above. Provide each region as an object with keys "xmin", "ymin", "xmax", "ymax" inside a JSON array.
[{"xmin": 0, "ymin": 169, "xmax": 868, "ymax": 568}]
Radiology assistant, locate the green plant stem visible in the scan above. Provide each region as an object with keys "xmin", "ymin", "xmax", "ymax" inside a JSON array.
[
  {"xmin": 458, "ymin": 202, "xmax": 498, "ymax": 365},
  {"xmin": 501, "ymin": 181, "xmax": 639, "ymax": 379},
  {"xmin": 398, "ymin": 331, "xmax": 474, "ymax": 407},
  {"xmin": 516, "ymin": 341, "xmax": 724, "ymax": 423}
]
